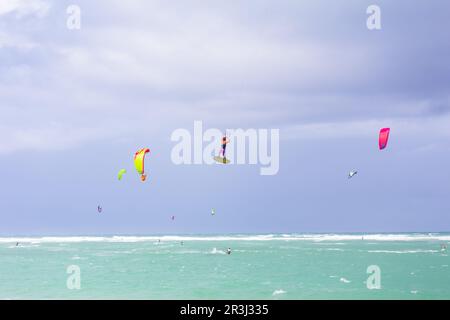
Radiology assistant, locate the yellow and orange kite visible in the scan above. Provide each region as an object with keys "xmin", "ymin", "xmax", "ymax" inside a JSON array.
[{"xmin": 134, "ymin": 148, "xmax": 150, "ymax": 182}]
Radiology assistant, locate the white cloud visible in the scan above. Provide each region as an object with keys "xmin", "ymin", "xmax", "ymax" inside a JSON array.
[
  {"xmin": 0, "ymin": 124, "xmax": 116, "ymax": 154},
  {"xmin": 283, "ymin": 115, "xmax": 450, "ymax": 143},
  {"xmin": 0, "ymin": 31, "xmax": 37, "ymax": 50},
  {"xmin": 0, "ymin": 0, "xmax": 50, "ymax": 18},
  {"xmin": 55, "ymin": 25, "xmax": 367, "ymax": 95}
]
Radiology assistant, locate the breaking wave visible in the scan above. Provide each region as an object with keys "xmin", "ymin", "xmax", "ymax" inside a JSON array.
[{"xmin": 1, "ymin": 233, "xmax": 450, "ymax": 244}]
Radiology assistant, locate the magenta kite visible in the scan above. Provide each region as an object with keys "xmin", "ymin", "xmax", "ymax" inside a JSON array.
[{"xmin": 379, "ymin": 128, "xmax": 391, "ymax": 150}]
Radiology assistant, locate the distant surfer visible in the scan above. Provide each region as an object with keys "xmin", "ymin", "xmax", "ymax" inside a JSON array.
[
  {"xmin": 440, "ymin": 243, "xmax": 447, "ymax": 252},
  {"xmin": 226, "ymin": 248, "xmax": 231, "ymax": 255},
  {"xmin": 219, "ymin": 135, "xmax": 230, "ymax": 163},
  {"xmin": 181, "ymin": 241, "xmax": 184, "ymax": 246},
  {"xmin": 16, "ymin": 242, "xmax": 19, "ymax": 247}
]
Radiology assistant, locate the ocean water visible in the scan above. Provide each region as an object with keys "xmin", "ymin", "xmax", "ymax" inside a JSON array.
[{"xmin": 0, "ymin": 233, "xmax": 449, "ymax": 299}]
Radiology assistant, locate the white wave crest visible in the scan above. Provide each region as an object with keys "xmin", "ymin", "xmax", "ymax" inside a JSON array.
[
  {"xmin": 1, "ymin": 233, "xmax": 449, "ymax": 243},
  {"xmin": 368, "ymin": 249, "xmax": 439, "ymax": 254},
  {"xmin": 340, "ymin": 277, "xmax": 351, "ymax": 283},
  {"xmin": 272, "ymin": 289, "xmax": 286, "ymax": 296},
  {"xmin": 209, "ymin": 248, "xmax": 226, "ymax": 255}
]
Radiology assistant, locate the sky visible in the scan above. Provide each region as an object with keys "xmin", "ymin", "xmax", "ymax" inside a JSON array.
[{"xmin": 1, "ymin": 0, "xmax": 449, "ymax": 235}]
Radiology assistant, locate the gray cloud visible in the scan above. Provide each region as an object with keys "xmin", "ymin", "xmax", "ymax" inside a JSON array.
[{"xmin": 1, "ymin": 0, "xmax": 449, "ymax": 153}]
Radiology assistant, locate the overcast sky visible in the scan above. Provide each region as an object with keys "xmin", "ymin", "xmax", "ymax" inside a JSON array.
[{"xmin": 1, "ymin": 0, "xmax": 449, "ymax": 235}]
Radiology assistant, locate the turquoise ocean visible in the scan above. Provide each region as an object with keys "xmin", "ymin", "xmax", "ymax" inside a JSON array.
[{"xmin": 1, "ymin": 233, "xmax": 449, "ymax": 299}]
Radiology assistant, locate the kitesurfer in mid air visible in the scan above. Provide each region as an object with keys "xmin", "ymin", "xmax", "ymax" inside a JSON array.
[{"xmin": 219, "ymin": 135, "xmax": 230, "ymax": 163}]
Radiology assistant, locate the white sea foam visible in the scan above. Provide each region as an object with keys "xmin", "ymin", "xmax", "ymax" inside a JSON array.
[
  {"xmin": 177, "ymin": 250, "xmax": 201, "ymax": 254},
  {"xmin": 272, "ymin": 289, "xmax": 286, "ymax": 296},
  {"xmin": 7, "ymin": 244, "xmax": 40, "ymax": 248},
  {"xmin": 368, "ymin": 249, "xmax": 439, "ymax": 254},
  {"xmin": 0, "ymin": 233, "xmax": 449, "ymax": 243},
  {"xmin": 210, "ymin": 248, "xmax": 226, "ymax": 255},
  {"xmin": 71, "ymin": 256, "xmax": 86, "ymax": 260},
  {"xmin": 340, "ymin": 277, "xmax": 351, "ymax": 283}
]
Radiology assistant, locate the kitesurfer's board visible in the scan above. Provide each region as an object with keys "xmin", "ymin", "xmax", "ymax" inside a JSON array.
[{"xmin": 214, "ymin": 156, "xmax": 230, "ymax": 164}]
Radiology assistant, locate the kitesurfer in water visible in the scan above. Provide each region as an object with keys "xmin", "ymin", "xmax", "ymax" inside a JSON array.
[
  {"xmin": 226, "ymin": 248, "xmax": 231, "ymax": 255},
  {"xmin": 219, "ymin": 136, "xmax": 230, "ymax": 163}
]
